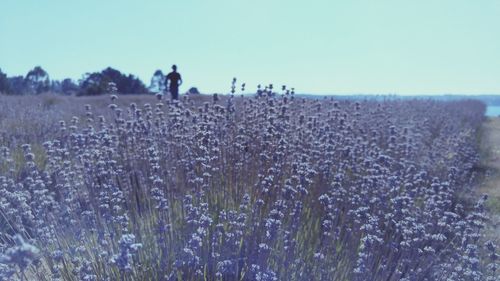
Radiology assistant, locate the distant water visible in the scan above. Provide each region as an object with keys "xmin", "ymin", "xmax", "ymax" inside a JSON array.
[{"xmin": 486, "ymin": 106, "xmax": 500, "ymax": 117}]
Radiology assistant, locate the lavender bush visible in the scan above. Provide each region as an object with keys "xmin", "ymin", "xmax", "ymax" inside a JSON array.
[{"xmin": 0, "ymin": 88, "xmax": 498, "ymax": 280}]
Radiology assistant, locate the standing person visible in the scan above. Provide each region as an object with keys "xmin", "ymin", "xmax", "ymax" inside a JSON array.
[{"xmin": 165, "ymin": 64, "xmax": 182, "ymax": 100}]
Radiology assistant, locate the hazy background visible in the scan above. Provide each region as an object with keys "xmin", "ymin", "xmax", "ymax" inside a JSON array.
[{"xmin": 1, "ymin": 0, "xmax": 499, "ymax": 95}]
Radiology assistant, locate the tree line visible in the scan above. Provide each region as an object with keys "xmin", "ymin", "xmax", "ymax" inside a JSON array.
[{"xmin": 0, "ymin": 66, "xmax": 172, "ymax": 95}]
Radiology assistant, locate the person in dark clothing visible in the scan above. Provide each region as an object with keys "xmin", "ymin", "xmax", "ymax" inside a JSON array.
[{"xmin": 166, "ymin": 64, "xmax": 182, "ymax": 100}]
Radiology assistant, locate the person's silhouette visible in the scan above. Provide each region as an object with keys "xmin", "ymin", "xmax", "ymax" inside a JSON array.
[{"xmin": 166, "ymin": 65, "xmax": 182, "ymax": 100}]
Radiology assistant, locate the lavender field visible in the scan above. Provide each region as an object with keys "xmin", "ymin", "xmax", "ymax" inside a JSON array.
[{"xmin": 0, "ymin": 91, "xmax": 498, "ymax": 281}]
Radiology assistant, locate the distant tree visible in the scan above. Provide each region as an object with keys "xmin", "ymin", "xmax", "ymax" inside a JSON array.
[
  {"xmin": 0, "ymin": 68, "xmax": 10, "ymax": 94},
  {"xmin": 79, "ymin": 67, "xmax": 148, "ymax": 95},
  {"xmin": 60, "ymin": 78, "xmax": 79, "ymax": 95},
  {"xmin": 7, "ymin": 76, "xmax": 27, "ymax": 95},
  {"xmin": 187, "ymin": 87, "xmax": 200, "ymax": 95},
  {"xmin": 149, "ymin": 69, "xmax": 165, "ymax": 93},
  {"xmin": 25, "ymin": 66, "xmax": 50, "ymax": 94},
  {"xmin": 101, "ymin": 67, "xmax": 123, "ymax": 89},
  {"xmin": 50, "ymin": 80, "xmax": 61, "ymax": 93},
  {"xmin": 79, "ymin": 72, "xmax": 107, "ymax": 96},
  {"xmin": 124, "ymin": 73, "xmax": 148, "ymax": 94}
]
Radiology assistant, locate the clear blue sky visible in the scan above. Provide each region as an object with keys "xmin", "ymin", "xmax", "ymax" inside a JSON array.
[{"xmin": 1, "ymin": 0, "xmax": 499, "ymax": 95}]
